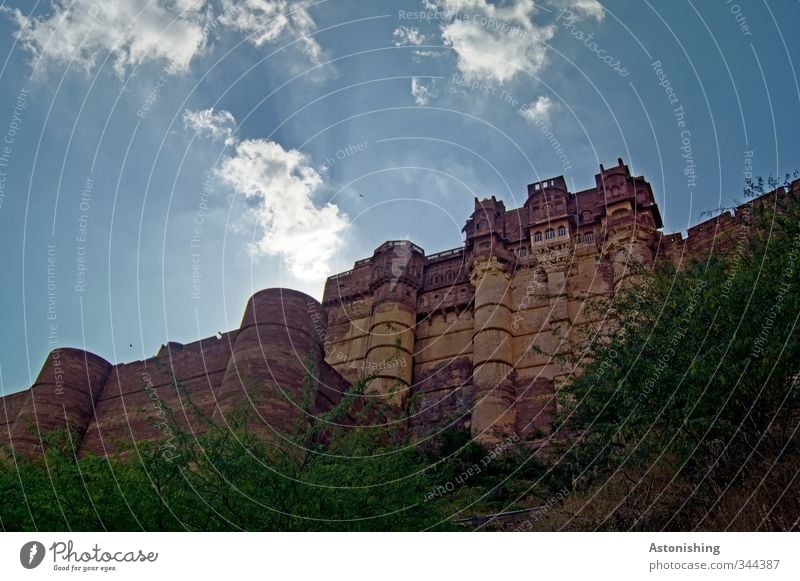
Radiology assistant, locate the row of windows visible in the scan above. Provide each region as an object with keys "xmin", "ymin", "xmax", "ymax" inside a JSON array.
[
  {"xmin": 533, "ymin": 225, "xmax": 568, "ymax": 242},
  {"xmin": 530, "ymin": 229, "xmax": 596, "ymax": 244},
  {"xmin": 430, "ymin": 270, "xmax": 459, "ymax": 285}
]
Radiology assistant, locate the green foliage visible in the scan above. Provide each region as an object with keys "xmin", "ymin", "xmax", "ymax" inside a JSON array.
[
  {"xmin": 553, "ymin": 175, "xmax": 800, "ymax": 530},
  {"xmin": 0, "ymin": 377, "xmax": 534, "ymax": 531}
]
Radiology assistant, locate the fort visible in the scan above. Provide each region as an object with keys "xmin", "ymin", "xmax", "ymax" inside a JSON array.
[{"xmin": 2, "ymin": 158, "xmax": 795, "ymax": 457}]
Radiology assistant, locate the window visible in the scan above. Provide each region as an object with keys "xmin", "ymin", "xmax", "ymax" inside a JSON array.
[
  {"xmin": 576, "ymin": 234, "xmax": 582, "ymax": 243},
  {"xmin": 557, "ymin": 225, "xmax": 566, "ymax": 237},
  {"xmin": 545, "ymin": 229, "xmax": 555, "ymax": 240},
  {"xmin": 534, "ymin": 231, "xmax": 542, "ymax": 242},
  {"xmin": 446, "ymin": 271, "xmax": 453, "ymax": 281},
  {"xmin": 611, "ymin": 208, "xmax": 629, "ymax": 220},
  {"xmin": 519, "ymin": 248, "xmax": 527, "ymax": 257},
  {"xmin": 584, "ymin": 232, "xmax": 595, "ymax": 243}
]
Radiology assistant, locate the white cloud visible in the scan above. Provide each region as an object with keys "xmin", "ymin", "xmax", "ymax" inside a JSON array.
[
  {"xmin": 4, "ymin": 0, "xmax": 325, "ymax": 77},
  {"xmin": 203, "ymin": 117, "xmax": 349, "ymax": 280},
  {"xmin": 426, "ymin": 0, "xmax": 555, "ymax": 84},
  {"xmin": 4, "ymin": 0, "xmax": 211, "ymax": 77},
  {"xmin": 411, "ymin": 77, "xmax": 437, "ymax": 106},
  {"xmin": 393, "ymin": 25, "xmax": 426, "ymax": 46},
  {"xmin": 218, "ymin": 0, "xmax": 322, "ymax": 63},
  {"xmin": 548, "ymin": 0, "xmax": 605, "ymax": 21},
  {"xmin": 183, "ymin": 108, "xmax": 237, "ymax": 146},
  {"xmin": 217, "ymin": 140, "xmax": 349, "ymax": 280},
  {"xmin": 519, "ymin": 95, "xmax": 554, "ymax": 124}
]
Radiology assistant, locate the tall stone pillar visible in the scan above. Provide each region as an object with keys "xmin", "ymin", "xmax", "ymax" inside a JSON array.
[
  {"xmin": 363, "ymin": 298, "xmax": 416, "ymax": 408},
  {"xmin": 363, "ymin": 241, "xmax": 424, "ymax": 409},
  {"xmin": 469, "ymin": 256, "xmax": 517, "ymax": 446}
]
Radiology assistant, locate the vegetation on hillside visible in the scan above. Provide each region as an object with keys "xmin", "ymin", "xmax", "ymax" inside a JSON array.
[{"xmin": 544, "ymin": 175, "xmax": 800, "ymax": 531}]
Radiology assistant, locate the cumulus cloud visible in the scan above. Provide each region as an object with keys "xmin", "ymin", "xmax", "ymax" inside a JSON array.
[
  {"xmin": 218, "ymin": 0, "xmax": 323, "ymax": 63},
  {"xmin": 4, "ymin": 0, "xmax": 211, "ymax": 77},
  {"xmin": 4, "ymin": 0, "xmax": 325, "ymax": 77},
  {"xmin": 548, "ymin": 0, "xmax": 605, "ymax": 21},
  {"xmin": 185, "ymin": 107, "xmax": 348, "ymax": 280},
  {"xmin": 393, "ymin": 26, "xmax": 426, "ymax": 46},
  {"xmin": 411, "ymin": 77, "xmax": 437, "ymax": 106},
  {"xmin": 519, "ymin": 95, "xmax": 554, "ymax": 124},
  {"xmin": 217, "ymin": 139, "xmax": 349, "ymax": 280},
  {"xmin": 183, "ymin": 108, "xmax": 237, "ymax": 146},
  {"xmin": 425, "ymin": 0, "xmax": 555, "ymax": 84}
]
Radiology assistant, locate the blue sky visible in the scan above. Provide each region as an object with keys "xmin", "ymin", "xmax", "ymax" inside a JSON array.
[{"xmin": 0, "ymin": 0, "xmax": 798, "ymax": 394}]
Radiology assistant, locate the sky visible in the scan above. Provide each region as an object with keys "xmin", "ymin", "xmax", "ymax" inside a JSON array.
[{"xmin": 0, "ymin": 0, "xmax": 798, "ymax": 394}]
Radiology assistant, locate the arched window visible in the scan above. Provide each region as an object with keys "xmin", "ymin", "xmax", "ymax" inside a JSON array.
[
  {"xmin": 545, "ymin": 229, "xmax": 555, "ymax": 240},
  {"xmin": 534, "ymin": 231, "xmax": 542, "ymax": 242},
  {"xmin": 433, "ymin": 275, "xmax": 440, "ymax": 284},
  {"xmin": 557, "ymin": 225, "xmax": 566, "ymax": 237},
  {"xmin": 446, "ymin": 271, "xmax": 453, "ymax": 281}
]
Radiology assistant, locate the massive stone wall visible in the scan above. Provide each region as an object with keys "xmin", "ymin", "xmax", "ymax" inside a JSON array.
[
  {"xmin": 2, "ymin": 160, "xmax": 794, "ymax": 457},
  {"xmin": 1, "ymin": 289, "xmax": 352, "ymax": 458}
]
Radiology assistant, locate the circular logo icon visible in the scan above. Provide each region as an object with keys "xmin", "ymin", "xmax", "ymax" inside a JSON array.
[{"xmin": 20, "ymin": 541, "xmax": 46, "ymax": 569}]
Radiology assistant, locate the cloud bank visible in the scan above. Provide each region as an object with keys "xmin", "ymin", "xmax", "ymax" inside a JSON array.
[{"xmin": 4, "ymin": 0, "xmax": 323, "ymax": 77}]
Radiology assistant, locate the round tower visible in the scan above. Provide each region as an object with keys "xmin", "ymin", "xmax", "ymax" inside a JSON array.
[
  {"xmin": 212, "ymin": 288, "xmax": 328, "ymax": 439},
  {"xmin": 10, "ymin": 348, "xmax": 111, "ymax": 456},
  {"xmin": 363, "ymin": 241, "xmax": 425, "ymax": 409},
  {"xmin": 465, "ymin": 197, "xmax": 518, "ymax": 446}
]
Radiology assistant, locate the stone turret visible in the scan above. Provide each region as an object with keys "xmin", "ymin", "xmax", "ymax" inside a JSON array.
[
  {"xmin": 465, "ymin": 198, "xmax": 518, "ymax": 445},
  {"xmin": 212, "ymin": 288, "xmax": 348, "ymax": 440},
  {"xmin": 9, "ymin": 348, "xmax": 112, "ymax": 456},
  {"xmin": 363, "ymin": 241, "xmax": 425, "ymax": 408},
  {"xmin": 597, "ymin": 159, "xmax": 660, "ymax": 289}
]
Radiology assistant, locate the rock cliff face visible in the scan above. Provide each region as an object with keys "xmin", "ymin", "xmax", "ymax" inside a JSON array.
[{"xmin": 2, "ymin": 160, "xmax": 794, "ymax": 457}]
